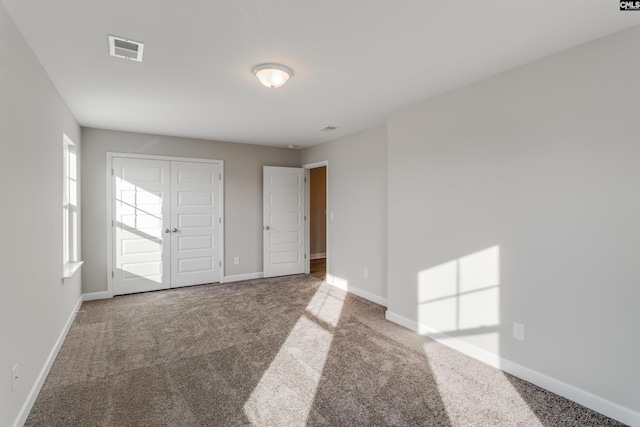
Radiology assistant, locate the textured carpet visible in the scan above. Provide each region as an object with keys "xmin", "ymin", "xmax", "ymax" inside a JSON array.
[{"xmin": 26, "ymin": 275, "xmax": 625, "ymax": 426}]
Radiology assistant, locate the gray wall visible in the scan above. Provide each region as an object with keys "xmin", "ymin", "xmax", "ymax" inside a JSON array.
[
  {"xmin": 387, "ymin": 26, "xmax": 640, "ymax": 414},
  {"xmin": 302, "ymin": 125, "xmax": 388, "ymax": 301},
  {"xmin": 81, "ymin": 128, "xmax": 301, "ymax": 294},
  {"xmin": 0, "ymin": 3, "xmax": 82, "ymax": 425},
  {"xmin": 310, "ymin": 166, "xmax": 326, "ymax": 255}
]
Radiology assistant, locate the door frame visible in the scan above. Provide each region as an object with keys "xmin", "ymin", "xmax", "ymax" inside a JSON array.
[
  {"xmin": 303, "ymin": 160, "xmax": 329, "ymax": 276},
  {"xmin": 106, "ymin": 152, "xmax": 225, "ymax": 298}
]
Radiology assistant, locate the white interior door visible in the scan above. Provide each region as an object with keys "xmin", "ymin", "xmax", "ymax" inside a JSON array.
[
  {"xmin": 170, "ymin": 161, "xmax": 220, "ymax": 287},
  {"xmin": 263, "ymin": 166, "xmax": 305, "ymax": 278},
  {"xmin": 112, "ymin": 156, "xmax": 222, "ymax": 296},
  {"xmin": 113, "ymin": 157, "xmax": 171, "ymax": 295}
]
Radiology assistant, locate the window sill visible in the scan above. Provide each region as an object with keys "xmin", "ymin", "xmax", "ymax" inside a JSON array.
[{"xmin": 62, "ymin": 261, "xmax": 84, "ymax": 280}]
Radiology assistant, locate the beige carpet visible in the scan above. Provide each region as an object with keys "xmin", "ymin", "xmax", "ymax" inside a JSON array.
[{"xmin": 26, "ymin": 275, "xmax": 625, "ymax": 426}]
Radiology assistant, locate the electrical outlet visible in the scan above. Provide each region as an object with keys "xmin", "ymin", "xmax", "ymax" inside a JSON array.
[
  {"xmin": 234, "ymin": 257, "xmax": 240, "ymax": 265},
  {"xmin": 513, "ymin": 322, "xmax": 525, "ymax": 341},
  {"xmin": 12, "ymin": 364, "xmax": 18, "ymax": 392},
  {"xmin": 363, "ymin": 268, "xmax": 369, "ymax": 279}
]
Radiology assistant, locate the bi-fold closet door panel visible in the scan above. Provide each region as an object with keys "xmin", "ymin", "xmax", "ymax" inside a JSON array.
[{"xmin": 112, "ymin": 157, "xmax": 220, "ymax": 296}]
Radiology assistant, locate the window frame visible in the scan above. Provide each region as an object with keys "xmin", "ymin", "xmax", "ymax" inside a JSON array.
[{"xmin": 62, "ymin": 134, "xmax": 82, "ymax": 279}]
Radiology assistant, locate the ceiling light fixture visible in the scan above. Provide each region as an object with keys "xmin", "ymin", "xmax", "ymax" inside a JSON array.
[{"xmin": 252, "ymin": 63, "xmax": 294, "ymax": 88}]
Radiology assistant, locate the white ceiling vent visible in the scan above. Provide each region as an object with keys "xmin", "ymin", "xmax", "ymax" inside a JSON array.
[
  {"xmin": 319, "ymin": 126, "xmax": 338, "ymax": 132},
  {"xmin": 108, "ymin": 35, "xmax": 144, "ymax": 62}
]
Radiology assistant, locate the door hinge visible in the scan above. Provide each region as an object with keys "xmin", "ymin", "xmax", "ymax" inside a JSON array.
[
  {"xmin": 112, "ymin": 219, "xmax": 115, "ymax": 227},
  {"xmin": 304, "ymin": 215, "xmax": 307, "ymax": 221},
  {"xmin": 304, "ymin": 253, "xmax": 307, "ymax": 259},
  {"xmin": 304, "ymin": 177, "xmax": 307, "ymax": 183},
  {"xmin": 219, "ymin": 217, "xmax": 222, "ymax": 224},
  {"xmin": 111, "ymin": 271, "xmax": 114, "ymax": 278},
  {"xmin": 219, "ymin": 173, "xmax": 222, "ymax": 180},
  {"xmin": 219, "ymin": 261, "xmax": 222, "ymax": 267},
  {"xmin": 111, "ymin": 168, "xmax": 114, "ymax": 176}
]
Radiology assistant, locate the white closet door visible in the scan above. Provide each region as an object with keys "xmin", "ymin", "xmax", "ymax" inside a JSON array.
[
  {"xmin": 113, "ymin": 158, "xmax": 171, "ymax": 295},
  {"xmin": 170, "ymin": 161, "xmax": 220, "ymax": 287},
  {"xmin": 263, "ymin": 166, "xmax": 305, "ymax": 278}
]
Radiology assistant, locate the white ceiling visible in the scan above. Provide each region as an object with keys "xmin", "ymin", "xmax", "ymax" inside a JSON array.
[{"xmin": 3, "ymin": 1, "xmax": 639, "ymax": 148}]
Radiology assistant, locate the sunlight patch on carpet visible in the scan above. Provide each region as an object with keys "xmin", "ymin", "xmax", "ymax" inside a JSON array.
[
  {"xmin": 243, "ymin": 283, "xmax": 346, "ymax": 425},
  {"xmin": 425, "ymin": 350, "xmax": 542, "ymax": 425}
]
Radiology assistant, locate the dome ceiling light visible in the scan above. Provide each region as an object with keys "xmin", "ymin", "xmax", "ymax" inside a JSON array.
[{"xmin": 252, "ymin": 63, "xmax": 294, "ymax": 88}]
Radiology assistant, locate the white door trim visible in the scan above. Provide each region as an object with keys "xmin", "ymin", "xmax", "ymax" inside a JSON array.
[
  {"xmin": 106, "ymin": 152, "xmax": 225, "ymax": 298},
  {"xmin": 303, "ymin": 160, "xmax": 329, "ymax": 277}
]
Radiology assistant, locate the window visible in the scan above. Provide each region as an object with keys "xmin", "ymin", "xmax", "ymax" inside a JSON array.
[{"xmin": 63, "ymin": 134, "xmax": 81, "ymax": 278}]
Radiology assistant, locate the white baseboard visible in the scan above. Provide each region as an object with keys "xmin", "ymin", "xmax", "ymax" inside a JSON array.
[
  {"xmin": 223, "ymin": 272, "xmax": 264, "ymax": 283},
  {"xmin": 385, "ymin": 311, "xmax": 500, "ymax": 366},
  {"xmin": 12, "ymin": 295, "xmax": 83, "ymax": 427},
  {"xmin": 82, "ymin": 291, "xmax": 110, "ymax": 301},
  {"xmin": 310, "ymin": 253, "xmax": 326, "ymax": 260},
  {"xmin": 325, "ymin": 275, "xmax": 387, "ymax": 307},
  {"xmin": 384, "ymin": 311, "xmax": 640, "ymax": 427}
]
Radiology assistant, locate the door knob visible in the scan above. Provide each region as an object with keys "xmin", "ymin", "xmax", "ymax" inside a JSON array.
[
  {"xmin": 163, "ymin": 228, "xmax": 170, "ymax": 233},
  {"xmin": 265, "ymin": 226, "xmax": 270, "ymax": 230},
  {"xmin": 172, "ymin": 228, "xmax": 178, "ymax": 233}
]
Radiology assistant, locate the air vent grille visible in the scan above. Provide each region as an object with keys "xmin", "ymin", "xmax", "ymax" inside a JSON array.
[{"xmin": 108, "ymin": 35, "xmax": 144, "ymax": 62}]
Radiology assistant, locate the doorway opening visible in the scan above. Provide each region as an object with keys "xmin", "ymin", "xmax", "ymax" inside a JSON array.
[{"xmin": 308, "ymin": 165, "xmax": 327, "ymax": 281}]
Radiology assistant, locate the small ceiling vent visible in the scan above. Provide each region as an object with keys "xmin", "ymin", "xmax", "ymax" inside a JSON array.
[
  {"xmin": 319, "ymin": 126, "xmax": 338, "ymax": 132},
  {"xmin": 108, "ymin": 35, "xmax": 144, "ymax": 62}
]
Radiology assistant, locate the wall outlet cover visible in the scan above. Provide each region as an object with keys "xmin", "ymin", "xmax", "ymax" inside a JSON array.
[{"xmin": 513, "ymin": 322, "xmax": 525, "ymax": 341}]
